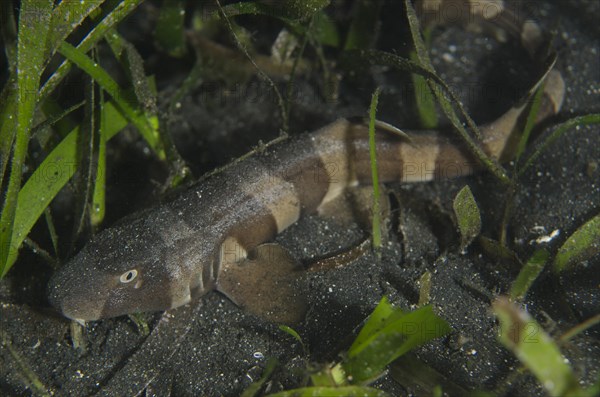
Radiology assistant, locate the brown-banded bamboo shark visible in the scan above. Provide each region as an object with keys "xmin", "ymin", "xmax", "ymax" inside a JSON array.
[{"xmin": 47, "ymin": 2, "xmax": 566, "ymax": 325}]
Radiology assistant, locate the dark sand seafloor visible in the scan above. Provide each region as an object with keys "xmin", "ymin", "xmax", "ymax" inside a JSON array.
[{"xmin": 1, "ymin": 1, "xmax": 598, "ymax": 396}]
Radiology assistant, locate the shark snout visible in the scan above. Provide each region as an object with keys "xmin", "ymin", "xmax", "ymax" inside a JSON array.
[{"xmin": 47, "ymin": 268, "xmax": 105, "ymax": 322}]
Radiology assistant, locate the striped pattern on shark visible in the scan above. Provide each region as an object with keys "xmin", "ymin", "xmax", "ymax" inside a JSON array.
[{"xmin": 47, "ymin": 0, "xmax": 565, "ymax": 324}]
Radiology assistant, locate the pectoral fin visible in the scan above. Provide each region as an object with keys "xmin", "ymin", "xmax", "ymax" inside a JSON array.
[
  {"xmin": 216, "ymin": 243, "xmax": 307, "ymax": 324},
  {"xmin": 318, "ymin": 184, "xmax": 390, "ymax": 231}
]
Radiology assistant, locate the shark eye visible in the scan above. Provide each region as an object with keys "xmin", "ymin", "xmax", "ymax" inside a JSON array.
[{"xmin": 119, "ymin": 269, "xmax": 138, "ymax": 283}]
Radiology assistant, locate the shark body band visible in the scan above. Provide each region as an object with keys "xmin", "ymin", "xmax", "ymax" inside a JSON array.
[{"xmin": 47, "ymin": 1, "xmax": 565, "ymax": 324}]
